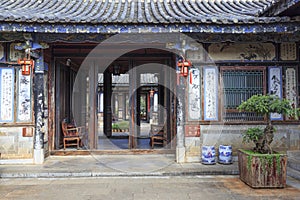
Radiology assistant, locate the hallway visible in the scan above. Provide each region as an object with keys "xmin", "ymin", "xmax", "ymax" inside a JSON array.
[{"xmin": 97, "ymin": 123, "xmax": 166, "ymax": 150}]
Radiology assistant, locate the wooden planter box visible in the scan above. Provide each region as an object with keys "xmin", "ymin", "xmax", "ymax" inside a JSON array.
[{"xmin": 238, "ymin": 149, "xmax": 287, "ymax": 188}]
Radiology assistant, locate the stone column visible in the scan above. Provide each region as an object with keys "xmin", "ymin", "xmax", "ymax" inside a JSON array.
[
  {"xmin": 176, "ymin": 72, "xmax": 186, "ymax": 163},
  {"xmin": 33, "ymin": 52, "xmax": 45, "ymax": 164}
]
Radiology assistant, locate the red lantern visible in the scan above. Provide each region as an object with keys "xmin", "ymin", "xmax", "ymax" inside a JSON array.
[
  {"xmin": 18, "ymin": 58, "xmax": 33, "ymax": 76},
  {"xmin": 177, "ymin": 59, "xmax": 192, "ymax": 77}
]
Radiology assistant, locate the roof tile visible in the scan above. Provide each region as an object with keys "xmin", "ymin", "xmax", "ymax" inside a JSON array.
[{"xmin": 0, "ymin": 0, "xmax": 293, "ymax": 25}]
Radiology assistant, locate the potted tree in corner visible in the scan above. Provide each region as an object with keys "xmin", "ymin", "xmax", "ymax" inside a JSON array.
[{"xmin": 237, "ymin": 94, "xmax": 299, "ymax": 188}]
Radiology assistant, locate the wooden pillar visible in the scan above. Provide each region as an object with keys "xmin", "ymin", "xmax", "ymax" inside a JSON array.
[
  {"xmin": 48, "ymin": 47, "xmax": 55, "ymax": 152},
  {"xmin": 129, "ymin": 61, "xmax": 137, "ymax": 148},
  {"xmin": 136, "ymin": 74, "xmax": 141, "ymax": 137},
  {"xmin": 104, "ymin": 70, "xmax": 112, "ymax": 137},
  {"xmin": 54, "ymin": 59, "xmax": 61, "ymax": 150},
  {"xmin": 149, "ymin": 89, "xmax": 155, "ymax": 124},
  {"xmin": 165, "ymin": 60, "xmax": 172, "ymax": 145},
  {"xmin": 111, "ymin": 93, "xmax": 114, "ymax": 120},
  {"xmin": 122, "ymin": 93, "xmax": 126, "ymax": 120},
  {"xmin": 147, "ymin": 92, "xmax": 150, "ymax": 122},
  {"xmin": 88, "ymin": 62, "xmax": 97, "ymax": 149},
  {"xmin": 158, "ymin": 70, "xmax": 165, "ymax": 124}
]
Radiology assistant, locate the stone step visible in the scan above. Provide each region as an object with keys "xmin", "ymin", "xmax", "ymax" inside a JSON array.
[
  {"xmin": 287, "ymin": 151, "xmax": 300, "ymax": 173},
  {"xmin": 287, "ymin": 150, "xmax": 300, "ymax": 158},
  {"xmin": 287, "ymin": 167, "xmax": 300, "ymax": 181},
  {"xmin": 288, "ymin": 157, "xmax": 300, "ymax": 171}
]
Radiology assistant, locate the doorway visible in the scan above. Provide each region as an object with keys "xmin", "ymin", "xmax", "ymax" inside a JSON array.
[
  {"xmin": 97, "ymin": 63, "xmax": 176, "ymax": 151},
  {"xmin": 53, "ymin": 46, "xmax": 177, "ymax": 152}
]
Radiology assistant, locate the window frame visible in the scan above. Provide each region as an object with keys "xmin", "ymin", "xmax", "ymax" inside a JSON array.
[{"xmin": 220, "ymin": 66, "xmax": 267, "ymax": 122}]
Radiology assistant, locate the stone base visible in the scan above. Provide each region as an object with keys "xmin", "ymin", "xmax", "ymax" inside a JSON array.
[
  {"xmin": 34, "ymin": 149, "xmax": 45, "ymax": 164},
  {"xmin": 176, "ymin": 147, "xmax": 186, "ymax": 163}
]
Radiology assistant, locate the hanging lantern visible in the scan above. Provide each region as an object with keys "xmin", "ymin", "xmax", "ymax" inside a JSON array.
[
  {"xmin": 149, "ymin": 89, "xmax": 155, "ymax": 97},
  {"xmin": 18, "ymin": 58, "xmax": 34, "ymax": 76},
  {"xmin": 177, "ymin": 59, "xmax": 192, "ymax": 77},
  {"xmin": 113, "ymin": 64, "xmax": 121, "ymax": 76}
]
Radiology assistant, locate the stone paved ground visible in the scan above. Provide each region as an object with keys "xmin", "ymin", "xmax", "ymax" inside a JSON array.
[
  {"xmin": 1, "ymin": 176, "xmax": 300, "ymax": 200},
  {"xmin": 0, "ymin": 155, "xmax": 239, "ymax": 178}
]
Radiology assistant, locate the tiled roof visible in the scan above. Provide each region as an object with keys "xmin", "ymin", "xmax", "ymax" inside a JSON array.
[
  {"xmin": 261, "ymin": 0, "xmax": 300, "ymax": 17},
  {"xmin": 0, "ymin": 0, "xmax": 284, "ymax": 25}
]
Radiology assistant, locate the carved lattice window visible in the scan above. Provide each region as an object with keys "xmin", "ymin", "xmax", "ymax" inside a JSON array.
[{"xmin": 221, "ymin": 67, "xmax": 266, "ymax": 122}]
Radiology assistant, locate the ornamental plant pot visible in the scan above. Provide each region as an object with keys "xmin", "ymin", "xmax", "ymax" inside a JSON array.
[{"xmin": 238, "ymin": 149, "xmax": 287, "ymax": 188}]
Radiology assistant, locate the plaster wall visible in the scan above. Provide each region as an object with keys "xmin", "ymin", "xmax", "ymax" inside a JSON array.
[
  {"xmin": 0, "ymin": 127, "xmax": 33, "ymax": 159},
  {"xmin": 184, "ymin": 124, "xmax": 300, "ymax": 162}
]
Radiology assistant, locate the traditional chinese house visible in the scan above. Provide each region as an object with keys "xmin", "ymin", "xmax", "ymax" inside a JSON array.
[{"xmin": 0, "ymin": 0, "xmax": 299, "ymax": 164}]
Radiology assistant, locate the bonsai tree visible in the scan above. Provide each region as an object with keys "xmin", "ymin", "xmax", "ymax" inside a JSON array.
[{"xmin": 238, "ymin": 94, "xmax": 299, "ymax": 154}]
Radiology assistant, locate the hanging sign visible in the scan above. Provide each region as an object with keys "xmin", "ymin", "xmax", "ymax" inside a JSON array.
[
  {"xmin": 17, "ymin": 69, "xmax": 32, "ymax": 121},
  {"xmin": 285, "ymin": 68, "xmax": 297, "ymax": 118},
  {"xmin": 0, "ymin": 68, "xmax": 14, "ymax": 122},
  {"xmin": 188, "ymin": 67, "xmax": 201, "ymax": 120},
  {"xmin": 268, "ymin": 66, "xmax": 282, "ymax": 120},
  {"xmin": 204, "ymin": 66, "xmax": 218, "ymax": 121},
  {"xmin": 280, "ymin": 43, "xmax": 296, "ymax": 60}
]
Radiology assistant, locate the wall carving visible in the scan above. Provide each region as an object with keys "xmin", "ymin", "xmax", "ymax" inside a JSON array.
[{"xmin": 9, "ymin": 43, "xmax": 24, "ymax": 62}]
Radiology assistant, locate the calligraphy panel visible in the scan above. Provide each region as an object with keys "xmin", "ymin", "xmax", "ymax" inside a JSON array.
[
  {"xmin": 203, "ymin": 66, "xmax": 218, "ymax": 121},
  {"xmin": 0, "ymin": 68, "xmax": 14, "ymax": 122},
  {"xmin": 285, "ymin": 68, "xmax": 297, "ymax": 119},
  {"xmin": 268, "ymin": 66, "xmax": 282, "ymax": 120},
  {"xmin": 188, "ymin": 67, "xmax": 201, "ymax": 121},
  {"xmin": 17, "ymin": 69, "xmax": 32, "ymax": 121},
  {"xmin": 280, "ymin": 43, "xmax": 296, "ymax": 61}
]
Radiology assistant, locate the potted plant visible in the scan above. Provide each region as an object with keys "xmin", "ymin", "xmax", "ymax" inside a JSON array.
[
  {"xmin": 237, "ymin": 94, "xmax": 299, "ymax": 188},
  {"xmin": 112, "ymin": 123, "xmax": 120, "ymax": 132}
]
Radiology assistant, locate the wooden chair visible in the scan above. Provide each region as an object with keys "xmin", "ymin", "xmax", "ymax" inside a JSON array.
[
  {"xmin": 61, "ymin": 119, "xmax": 84, "ymax": 150},
  {"xmin": 149, "ymin": 124, "xmax": 166, "ymax": 148}
]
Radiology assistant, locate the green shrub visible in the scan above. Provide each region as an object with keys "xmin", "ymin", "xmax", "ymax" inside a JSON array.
[
  {"xmin": 112, "ymin": 123, "xmax": 119, "ymax": 130},
  {"xmin": 117, "ymin": 121, "xmax": 129, "ymax": 130}
]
